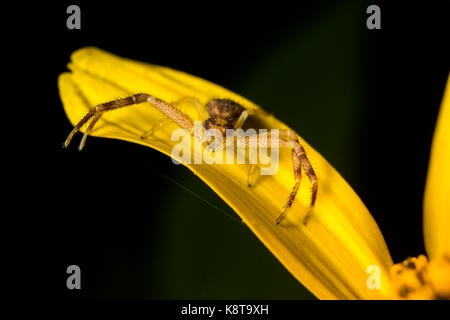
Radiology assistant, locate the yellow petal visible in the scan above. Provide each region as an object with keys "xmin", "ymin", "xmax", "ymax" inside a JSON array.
[
  {"xmin": 424, "ymin": 73, "xmax": 450, "ymax": 259},
  {"xmin": 59, "ymin": 47, "xmax": 394, "ymax": 299}
]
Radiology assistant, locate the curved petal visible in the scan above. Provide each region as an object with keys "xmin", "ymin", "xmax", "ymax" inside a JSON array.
[
  {"xmin": 424, "ymin": 73, "xmax": 450, "ymax": 259},
  {"xmin": 58, "ymin": 47, "xmax": 394, "ymax": 299}
]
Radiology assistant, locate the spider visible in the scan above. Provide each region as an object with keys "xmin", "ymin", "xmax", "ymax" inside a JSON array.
[{"xmin": 64, "ymin": 93, "xmax": 318, "ymax": 225}]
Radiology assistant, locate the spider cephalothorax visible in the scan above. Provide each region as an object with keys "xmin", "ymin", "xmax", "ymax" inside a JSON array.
[{"xmin": 204, "ymin": 99, "xmax": 245, "ymax": 135}]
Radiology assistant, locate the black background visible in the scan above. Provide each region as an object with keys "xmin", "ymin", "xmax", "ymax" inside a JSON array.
[{"xmin": 9, "ymin": 1, "xmax": 449, "ymax": 302}]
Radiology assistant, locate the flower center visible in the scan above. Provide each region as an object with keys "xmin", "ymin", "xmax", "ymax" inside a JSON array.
[{"xmin": 390, "ymin": 254, "xmax": 450, "ymax": 299}]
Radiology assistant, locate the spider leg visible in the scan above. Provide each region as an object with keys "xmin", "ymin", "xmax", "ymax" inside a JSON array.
[
  {"xmin": 229, "ymin": 109, "xmax": 259, "ymax": 187},
  {"xmin": 233, "ymin": 110, "xmax": 249, "ymax": 131},
  {"xmin": 296, "ymin": 143, "xmax": 318, "ymax": 207},
  {"xmin": 140, "ymin": 97, "xmax": 204, "ymax": 139},
  {"xmin": 296, "ymin": 142, "xmax": 318, "ymax": 225},
  {"xmin": 233, "ymin": 130, "xmax": 317, "ymax": 225},
  {"xmin": 276, "ymin": 148, "xmax": 302, "ymax": 224},
  {"xmin": 245, "ymin": 129, "xmax": 303, "ymax": 190},
  {"xmin": 175, "ymin": 97, "xmax": 206, "ymax": 120},
  {"xmin": 276, "ymin": 134, "xmax": 318, "ymax": 225},
  {"xmin": 64, "ymin": 93, "xmax": 194, "ymax": 150},
  {"xmin": 78, "ymin": 111, "xmax": 103, "ymax": 151}
]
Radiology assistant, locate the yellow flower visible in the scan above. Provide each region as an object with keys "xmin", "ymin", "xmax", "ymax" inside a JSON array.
[{"xmin": 58, "ymin": 47, "xmax": 450, "ymax": 299}]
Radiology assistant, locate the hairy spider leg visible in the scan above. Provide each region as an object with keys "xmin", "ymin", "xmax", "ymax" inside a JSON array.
[
  {"xmin": 140, "ymin": 97, "xmax": 205, "ymax": 139},
  {"xmin": 276, "ymin": 149, "xmax": 302, "ymax": 225},
  {"xmin": 64, "ymin": 94, "xmax": 195, "ymax": 150},
  {"xmin": 222, "ymin": 108, "xmax": 259, "ymax": 187},
  {"xmin": 233, "ymin": 110, "xmax": 249, "ymax": 131},
  {"xmin": 78, "ymin": 111, "xmax": 102, "ymax": 151},
  {"xmin": 232, "ymin": 131, "xmax": 317, "ymax": 225},
  {"xmin": 231, "ymin": 109, "xmax": 262, "ymax": 188},
  {"xmin": 282, "ymin": 137, "xmax": 318, "ymax": 225},
  {"xmin": 246, "ymin": 128, "xmax": 299, "ymax": 189},
  {"xmin": 177, "ymin": 97, "xmax": 207, "ymax": 121}
]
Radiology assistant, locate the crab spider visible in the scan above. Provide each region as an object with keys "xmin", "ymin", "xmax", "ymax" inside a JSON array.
[{"xmin": 64, "ymin": 93, "xmax": 318, "ymax": 225}]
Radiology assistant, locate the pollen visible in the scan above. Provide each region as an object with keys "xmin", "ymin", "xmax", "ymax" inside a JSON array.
[{"xmin": 390, "ymin": 254, "xmax": 450, "ymax": 299}]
